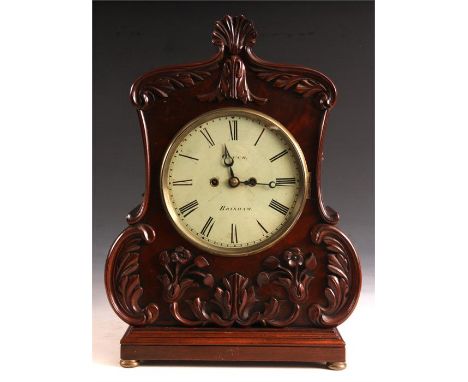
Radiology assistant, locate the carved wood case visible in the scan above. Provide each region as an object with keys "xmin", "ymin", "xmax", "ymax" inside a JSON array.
[{"xmin": 105, "ymin": 15, "xmax": 361, "ymax": 330}]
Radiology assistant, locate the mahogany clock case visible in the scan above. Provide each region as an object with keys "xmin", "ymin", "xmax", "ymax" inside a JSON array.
[{"xmin": 94, "ymin": 1, "xmax": 374, "ymax": 367}]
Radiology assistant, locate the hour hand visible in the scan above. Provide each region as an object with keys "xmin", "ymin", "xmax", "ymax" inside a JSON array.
[{"xmin": 223, "ymin": 144, "xmax": 234, "ymax": 166}]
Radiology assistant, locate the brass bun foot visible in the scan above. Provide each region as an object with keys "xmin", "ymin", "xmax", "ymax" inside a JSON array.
[
  {"xmin": 120, "ymin": 359, "xmax": 140, "ymax": 368},
  {"xmin": 327, "ymin": 361, "xmax": 346, "ymax": 370}
]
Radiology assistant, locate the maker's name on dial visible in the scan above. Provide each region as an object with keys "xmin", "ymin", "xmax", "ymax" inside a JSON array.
[{"xmin": 219, "ymin": 205, "xmax": 252, "ymax": 211}]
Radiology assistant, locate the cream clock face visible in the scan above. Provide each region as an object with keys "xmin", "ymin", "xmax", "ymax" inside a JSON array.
[{"xmin": 161, "ymin": 108, "xmax": 308, "ymax": 256}]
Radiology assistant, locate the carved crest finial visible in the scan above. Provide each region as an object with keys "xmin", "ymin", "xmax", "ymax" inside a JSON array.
[
  {"xmin": 199, "ymin": 15, "xmax": 266, "ymax": 104},
  {"xmin": 212, "ymin": 15, "xmax": 257, "ymax": 54}
]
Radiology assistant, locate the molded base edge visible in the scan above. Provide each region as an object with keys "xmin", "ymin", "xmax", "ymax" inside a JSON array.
[{"xmin": 120, "ymin": 326, "xmax": 346, "ymax": 367}]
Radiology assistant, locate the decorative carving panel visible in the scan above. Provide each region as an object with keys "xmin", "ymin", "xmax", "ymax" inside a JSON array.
[{"xmin": 156, "ymin": 246, "xmax": 321, "ymax": 327}]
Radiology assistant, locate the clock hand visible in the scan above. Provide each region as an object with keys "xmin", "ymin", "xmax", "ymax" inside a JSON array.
[
  {"xmin": 223, "ymin": 144, "xmax": 241, "ymax": 188},
  {"xmin": 241, "ymin": 178, "xmax": 277, "ymax": 188},
  {"xmin": 223, "ymin": 144, "xmax": 234, "ymax": 166}
]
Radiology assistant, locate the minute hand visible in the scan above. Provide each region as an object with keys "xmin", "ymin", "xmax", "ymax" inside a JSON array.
[
  {"xmin": 242, "ymin": 178, "xmax": 297, "ymax": 188},
  {"xmin": 241, "ymin": 178, "xmax": 277, "ymax": 188}
]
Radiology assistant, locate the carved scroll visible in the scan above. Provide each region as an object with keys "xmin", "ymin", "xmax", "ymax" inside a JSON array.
[
  {"xmin": 315, "ymin": 108, "xmax": 340, "ymax": 224},
  {"xmin": 105, "ymin": 224, "xmax": 159, "ymax": 325},
  {"xmin": 308, "ymin": 225, "xmax": 361, "ymax": 327}
]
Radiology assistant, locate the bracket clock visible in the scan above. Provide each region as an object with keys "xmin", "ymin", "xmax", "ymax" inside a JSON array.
[{"xmin": 105, "ymin": 15, "xmax": 361, "ymax": 370}]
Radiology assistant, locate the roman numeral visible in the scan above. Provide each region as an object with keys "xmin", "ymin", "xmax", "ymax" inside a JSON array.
[
  {"xmin": 256, "ymin": 219, "xmax": 268, "ymax": 234},
  {"xmin": 254, "ymin": 128, "xmax": 265, "ymax": 146},
  {"xmin": 172, "ymin": 179, "xmax": 192, "ymax": 186},
  {"xmin": 275, "ymin": 177, "xmax": 296, "ymax": 186},
  {"xmin": 179, "ymin": 153, "xmax": 199, "ymax": 161},
  {"xmin": 269, "ymin": 149, "xmax": 288, "ymax": 162},
  {"xmin": 200, "ymin": 216, "xmax": 215, "ymax": 237},
  {"xmin": 269, "ymin": 199, "xmax": 289, "ymax": 215},
  {"xmin": 229, "ymin": 120, "xmax": 238, "ymax": 140},
  {"xmin": 179, "ymin": 200, "xmax": 199, "ymax": 217},
  {"xmin": 200, "ymin": 128, "xmax": 215, "ymax": 146},
  {"xmin": 230, "ymin": 223, "xmax": 238, "ymax": 244}
]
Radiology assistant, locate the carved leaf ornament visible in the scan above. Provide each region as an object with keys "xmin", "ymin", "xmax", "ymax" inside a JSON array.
[
  {"xmin": 105, "ymin": 225, "xmax": 159, "ymax": 325},
  {"xmin": 158, "ymin": 246, "xmax": 214, "ymax": 303},
  {"xmin": 136, "ymin": 70, "xmax": 213, "ymax": 107},
  {"xmin": 257, "ymin": 247, "xmax": 317, "ymax": 304},
  {"xmin": 308, "ymin": 225, "xmax": 360, "ymax": 327},
  {"xmin": 252, "ymin": 69, "xmax": 332, "ymax": 109}
]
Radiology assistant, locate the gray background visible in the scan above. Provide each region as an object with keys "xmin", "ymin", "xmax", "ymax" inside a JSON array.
[{"xmin": 93, "ymin": 1, "xmax": 374, "ymax": 303}]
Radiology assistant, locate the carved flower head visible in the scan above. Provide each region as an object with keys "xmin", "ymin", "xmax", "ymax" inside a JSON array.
[
  {"xmin": 170, "ymin": 246, "xmax": 192, "ymax": 264},
  {"xmin": 283, "ymin": 248, "xmax": 304, "ymax": 268}
]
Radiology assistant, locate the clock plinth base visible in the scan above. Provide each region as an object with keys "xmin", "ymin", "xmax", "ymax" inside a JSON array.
[{"xmin": 120, "ymin": 326, "xmax": 346, "ymax": 368}]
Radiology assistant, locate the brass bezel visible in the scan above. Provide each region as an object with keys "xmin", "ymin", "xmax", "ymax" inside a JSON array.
[{"xmin": 160, "ymin": 107, "xmax": 309, "ymax": 256}]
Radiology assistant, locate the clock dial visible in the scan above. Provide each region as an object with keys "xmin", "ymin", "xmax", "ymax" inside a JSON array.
[{"xmin": 161, "ymin": 108, "xmax": 308, "ymax": 255}]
